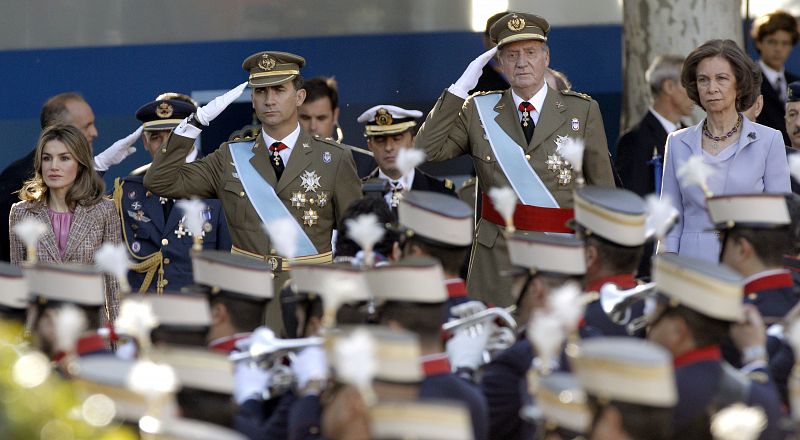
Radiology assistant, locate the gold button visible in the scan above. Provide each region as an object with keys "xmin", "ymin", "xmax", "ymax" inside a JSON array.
[
  {"xmin": 525, "ymin": 154, "xmax": 531, "ymax": 160},
  {"xmin": 161, "ymin": 148, "xmax": 167, "ymax": 153},
  {"xmin": 485, "ymin": 155, "xmax": 491, "ymax": 161},
  {"xmin": 161, "ymin": 238, "xmax": 169, "ymax": 246},
  {"xmin": 164, "ymin": 258, "xmax": 171, "ymax": 265},
  {"xmin": 162, "ymin": 279, "xmax": 169, "ymax": 287},
  {"xmin": 239, "ymin": 191, "xmax": 245, "ymax": 197}
]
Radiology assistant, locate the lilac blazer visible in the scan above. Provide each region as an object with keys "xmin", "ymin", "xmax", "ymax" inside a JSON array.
[{"xmin": 660, "ymin": 116, "xmax": 790, "ymax": 261}]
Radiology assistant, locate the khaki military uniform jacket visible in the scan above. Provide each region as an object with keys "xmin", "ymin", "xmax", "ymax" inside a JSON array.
[
  {"xmin": 143, "ymin": 129, "xmax": 363, "ymax": 259},
  {"xmin": 415, "ymin": 88, "xmax": 615, "ymax": 305}
]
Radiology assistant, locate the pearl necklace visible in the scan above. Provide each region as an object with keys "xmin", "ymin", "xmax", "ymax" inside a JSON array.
[{"xmin": 702, "ymin": 115, "xmax": 742, "ymax": 151}]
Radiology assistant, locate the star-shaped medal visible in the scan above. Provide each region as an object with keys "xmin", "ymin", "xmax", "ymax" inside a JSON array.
[{"xmin": 300, "ymin": 170, "xmax": 322, "ymax": 193}]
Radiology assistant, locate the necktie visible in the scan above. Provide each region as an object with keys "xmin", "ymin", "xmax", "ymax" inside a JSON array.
[
  {"xmin": 269, "ymin": 142, "xmax": 288, "ymax": 180},
  {"xmin": 776, "ymin": 77, "xmax": 787, "ymax": 103},
  {"xmin": 519, "ymin": 101, "xmax": 535, "ymax": 145}
]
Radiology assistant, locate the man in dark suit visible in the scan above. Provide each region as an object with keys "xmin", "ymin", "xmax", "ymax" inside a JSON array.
[
  {"xmin": 357, "ymin": 104, "xmax": 455, "ymax": 213},
  {"xmin": 752, "ymin": 10, "xmax": 800, "ymax": 145},
  {"xmin": 615, "ymin": 54, "xmax": 694, "ymax": 197}
]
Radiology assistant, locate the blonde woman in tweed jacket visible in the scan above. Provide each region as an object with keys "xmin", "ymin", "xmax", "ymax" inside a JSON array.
[{"xmin": 10, "ymin": 125, "xmax": 122, "ymax": 321}]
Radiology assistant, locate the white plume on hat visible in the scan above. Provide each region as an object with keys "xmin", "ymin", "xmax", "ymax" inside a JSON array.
[
  {"xmin": 710, "ymin": 403, "xmax": 766, "ymax": 440},
  {"xmin": 345, "ymin": 213, "xmax": 385, "ymax": 267},
  {"xmin": 127, "ymin": 359, "xmax": 179, "ymax": 398},
  {"xmin": 334, "ymin": 327, "xmax": 377, "ymax": 402},
  {"xmin": 677, "ymin": 155, "xmax": 714, "ymax": 197},
  {"xmin": 555, "ymin": 136, "xmax": 585, "ymax": 173},
  {"xmin": 55, "ymin": 304, "xmax": 88, "ymax": 353},
  {"xmin": 262, "ymin": 218, "xmax": 298, "ymax": 259},
  {"xmin": 95, "ymin": 242, "xmax": 132, "ymax": 292},
  {"xmin": 356, "ymin": 105, "xmax": 423, "ymax": 124},
  {"xmin": 527, "ymin": 311, "xmax": 564, "ymax": 371},
  {"xmin": 488, "ymin": 186, "xmax": 518, "ymax": 232},
  {"xmin": 115, "ymin": 298, "xmax": 159, "ymax": 349},
  {"xmin": 395, "ymin": 148, "xmax": 426, "ymax": 177},
  {"xmin": 548, "ymin": 282, "xmax": 584, "ymax": 332},
  {"xmin": 645, "ymin": 194, "xmax": 679, "ymax": 240},
  {"xmin": 13, "ymin": 217, "xmax": 47, "ymax": 261},
  {"xmin": 177, "ymin": 198, "xmax": 207, "ymax": 237}
]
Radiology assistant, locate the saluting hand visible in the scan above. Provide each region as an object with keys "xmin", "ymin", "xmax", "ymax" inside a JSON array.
[
  {"xmin": 93, "ymin": 125, "xmax": 143, "ymax": 172},
  {"xmin": 195, "ymin": 81, "xmax": 249, "ymax": 126},
  {"xmin": 448, "ymin": 46, "xmax": 498, "ymax": 99}
]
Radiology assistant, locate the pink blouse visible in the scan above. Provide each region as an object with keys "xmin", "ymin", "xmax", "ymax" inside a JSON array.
[{"xmin": 48, "ymin": 209, "xmax": 73, "ymax": 258}]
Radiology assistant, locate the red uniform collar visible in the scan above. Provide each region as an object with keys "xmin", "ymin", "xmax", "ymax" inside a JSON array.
[
  {"xmin": 585, "ymin": 274, "xmax": 638, "ymax": 293},
  {"xmin": 420, "ymin": 353, "xmax": 452, "ymax": 376},
  {"xmin": 53, "ymin": 332, "xmax": 108, "ymax": 361},
  {"xmin": 744, "ymin": 270, "xmax": 794, "ymax": 293},
  {"xmin": 673, "ymin": 345, "xmax": 721, "ymax": 368},
  {"xmin": 208, "ymin": 333, "xmax": 252, "ymax": 354},
  {"xmin": 445, "ymin": 279, "xmax": 468, "ymax": 298}
]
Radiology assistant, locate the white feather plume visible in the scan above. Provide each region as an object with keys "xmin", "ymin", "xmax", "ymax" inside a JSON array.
[
  {"xmin": 177, "ymin": 199, "xmax": 207, "ymax": 237},
  {"xmin": 677, "ymin": 155, "xmax": 713, "ymax": 196},
  {"xmin": 645, "ymin": 194, "xmax": 679, "ymax": 239},
  {"xmin": 13, "ymin": 217, "xmax": 47, "ymax": 249},
  {"xmin": 346, "ymin": 214, "xmax": 385, "ymax": 254},
  {"xmin": 94, "ymin": 242, "xmax": 131, "ymax": 282},
  {"xmin": 334, "ymin": 327, "xmax": 376, "ymax": 392},
  {"xmin": 115, "ymin": 299, "xmax": 159, "ymax": 346},
  {"xmin": 55, "ymin": 304, "xmax": 88, "ymax": 353},
  {"xmin": 556, "ymin": 136, "xmax": 585, "ymax": 173},
  {"xmin": 547, "ymin": 282, "xmax": 584, "ymax": 332},
  {"xmin": 262, "ymin": 218, "xmax": 298, "ymax": 259},
  {"xmin": 710, "ymin": 403, "xmax": 766, "ymax": 440},
  {"xmin": 395, "ymin": 148, "xmax": 426, "ymax": 177},
  {"xmin": 527, "ymin": 311, "xmax": 565, "ymax": 367},
  {"xmin": 789, "ymin": 154, "xmax": 800, "ymax": 184},
  {"xmin": 488, "ymin": 187, "xmax": 518, "ymax": 222},
  {"xmin": 127, "ymin": 360, "xmax": 179, "ymax": 398}
]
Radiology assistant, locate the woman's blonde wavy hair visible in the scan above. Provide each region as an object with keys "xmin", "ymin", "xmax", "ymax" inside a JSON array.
[{"xmin": 19, "ymin": 124, "xmax": 105, "ymax": 208}]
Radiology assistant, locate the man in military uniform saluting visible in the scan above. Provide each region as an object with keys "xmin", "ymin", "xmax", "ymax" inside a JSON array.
[
  {"xmin": 415, "ymin": 12, "xmax": 615, "ymax": 306},
  {"xmin": 114, "ymin": 97, "xmax": 231, "ymax": 293},
  {"xmin": 144, "ymin": 51, "xmax": 362, "ymax": 329}
]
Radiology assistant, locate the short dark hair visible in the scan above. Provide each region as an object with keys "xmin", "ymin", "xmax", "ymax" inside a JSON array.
[
  {"xmin": 585, "ymin": 235, "xmax": 644, "ymax": 274},
  {"xmin": 335, "ymin": 197, "xmax": 398, "ymax": 259},
  {"xmin": 302, "ymin": 77, "xmax": 339, "ymax": 110},
  {"xmin": 380, "ymin": 301, "xmax": 442, "ymax": 341},
  {"xmin": 751, "ymin": 10, "xmax": 800, "ymax": 48},
  {"xmin": 209, "ymin": 295, "xmax": 266, "ymax": 334},
  {"xmin": 664, "ymin": 305, "xmax": 730, "ymax": 348},
  {"xmin": 40, "ymin": 92, "xmax": 86, "ymax": 129},
  {"xmin": 726, "ymin": 226, "xmax": 792, "ymax": 267},
  {"xmin": 587, "ymin": 396, "xmax": 673, "ymax": 440},
  {"xmin": 681, "ymin": 39, "xmax": 761, "ymax": 112},
  {"xmin": 404, "ymin": 237, "xmax": 468, "ymax": 275},
  {"xmin": 292, "ymin": 75, "xmax": 305, "ymax": 94}
]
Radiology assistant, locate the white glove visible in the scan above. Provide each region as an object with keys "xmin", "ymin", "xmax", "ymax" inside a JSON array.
[
  {"xmin": 450, "ymin": 300, "xmax": 487, "ymax": 320},
  {"xmin": 196, "ymin": 81, "xmax": 248, "ymax": 126},
  {"xmin": 447, "ymin": 47, "xmax": 498, "ymax": 99},
  {"xmin": 291, "ymin": 346, "xmax": 329, "ymax": 390},
  {"xmin": 446, "ymin": 325, "xmax": 492, "ymax": 371},
  {"xmin": 233, "ymin": 361, "xmax": 270, "ymax": 405},
  {"xmin": 93, "ymin": 126, "xmax": 143, "ymax": 172},
  {"xmin": 486, "ymin": 326, "xmax": 516, "ymax": 355}
]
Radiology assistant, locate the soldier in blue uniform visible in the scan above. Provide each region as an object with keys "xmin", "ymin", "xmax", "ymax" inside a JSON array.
[
  {"xmin": 113, "ymin": 97, "xmax": 231, "ymax": 293},
  {"xmin": 571, "ymin": 186, "xmax": 647, "ymax": 337},
  {"xmin": 481, "ymin": 232, "xmax": 586, "ymax": 440},
  {"xmin": 647, "ymin": 253, "xmax": 784, "ymax": 439},
  {"xmin": 357, "ymin": 105, "xmax": 455, "ymax": 216}
]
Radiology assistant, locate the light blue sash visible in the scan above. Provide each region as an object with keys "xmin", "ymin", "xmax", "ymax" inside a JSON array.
[
  {"xmin": 229, "ymin": 141, "xmax": 318, "ymax": 256},
  {"xmin": 474, "ymin": 94, "xmax": 559, "ymax": 208}
]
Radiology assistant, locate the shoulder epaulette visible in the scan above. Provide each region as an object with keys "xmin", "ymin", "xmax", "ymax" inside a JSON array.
[
  {"xmin": 312, "ymin": 134, "xmax": 350, "ymax": 150},
  {"xmin": 459, "ymin": 176, "xmax": 476, "ymax": 189},
  {"xmin": 561, "ymin": 89, "xmax": 592, "ymax": 101}
]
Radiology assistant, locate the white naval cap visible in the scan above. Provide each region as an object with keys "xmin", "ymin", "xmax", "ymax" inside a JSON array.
[
  {"xmin": 573, "ymin": 186, "xmax": 647, "ymax": 247},
  {"xmin": 398, "ymin": 190, "xmax": 474, "ymax": 248},
  {"xmin": 507, "ymin": 232, "xmax": 585, "ymax": 276},
  {"xmin": 191, "ymin": 250, "xmax": 274, "ymax": 301},
  {"xmin": 357, "ymin": 105, "xmax": 423, "ymax": 137},
  {"xmin": 367, "ymin": 257, "xmax": 448, "ymax": 304}
]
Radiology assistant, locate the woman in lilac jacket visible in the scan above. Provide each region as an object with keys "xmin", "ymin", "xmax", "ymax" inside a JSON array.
[{"xmin": 660, "ymin": 39, "xmax": 790, "ymax": 262}]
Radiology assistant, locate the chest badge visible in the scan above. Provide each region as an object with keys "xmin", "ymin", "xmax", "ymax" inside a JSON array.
[
  {"xmin": 303, "ymin": 209, "xmax": 319, "ymax": 226},
  {"xmin": 300, "ymin": 170, "xmax": 322, "ymax": 193},
  {"xmin": 131, "ymin": 201, "xmax": 142, "ymax": 210},
  {"xmin": 131, "ymin": 241, "xmax": 141, "ymax": 253},
  {"xmin": 127, "ymin": 210, "xmax": 151, "ymax": 223},
  {"xmin": 291, "ymin": 191, "xmax": 307, "ymax": 208},
  {"xmin": 322, "ymin": 151, "xmax": 332, "ymax": 164},
  {"xmin": 128, "ymin": 190, "xmax": 137, "ymax": 200},
  {"xmin": 571, "ymin": 118, "xmax": 580, "ymax": 131}
]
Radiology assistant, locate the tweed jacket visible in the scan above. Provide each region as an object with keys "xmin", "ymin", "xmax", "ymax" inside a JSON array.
[
  {"xmin": 660, "ymin": 117, "xmax": 791, "ymax": 262},
  {"xmin": 9, "ymin": 198, "xmax": 122, "ymax": 320}
]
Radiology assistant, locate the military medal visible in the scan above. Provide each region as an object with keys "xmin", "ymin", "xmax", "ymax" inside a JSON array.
[
  {"xmin": 272, "ymin": 151, "xmax": 282, "ymax": 167},
  {"xmin": 174, "ymin": 221, "xmax": 188, "ymax": 238},
  {"xmin": 159, "ymin": 197, "xmax": 169, "ymax": 205},
  {"xmin": 390, "ymin": 189, "xmax": 404, "ymax": 208},
  {"xmin": 545, "ymin": 154, "xmax": 562, "ymax": 171},
  {"xmin": 131, "ymin": 242, "xmax": 141, "ymax": 253},
  {"xmin": 300, "ymin": 170, "xmax": 322, "ymax": 193},
  {"xmin": 291, "ymin": 191, "xmax": 307, "ymax": 208},
  {"xmin": 131, "ymin": 201, "xmax": 142, "ymax": 210},
  {"xmin": 557, "ymin": 168, "xmax": 573, "ymax": 186},
  {"xmin": 303, "ymin": 209, "xmax": 319, "ymax": 226},
  {"xmin": 127, "ymin": 210, "xmax": 151, "ymax": 222},
  {"xmin": 316, "ymin": 191, "xmax": 328, "ymax": 208}
]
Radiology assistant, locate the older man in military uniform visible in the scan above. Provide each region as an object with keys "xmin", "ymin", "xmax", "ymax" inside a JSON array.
[
  {"xmin": 144, "ymin": 51, "xmax": 362, "ymax": 329},
  {"xmin": 358, "ymin": 105, "xmax": 455, "ymax": 212},
  {"xmin": 415, "ymin": 12, "xmax": 615, "ymax": 306},
  {"xmin": 114, "ymin": 97, "xmax": 231, "ymax": 293}
]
